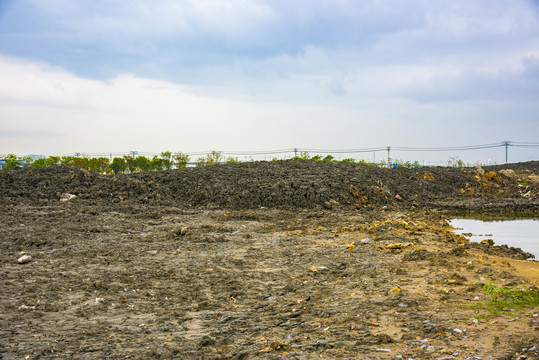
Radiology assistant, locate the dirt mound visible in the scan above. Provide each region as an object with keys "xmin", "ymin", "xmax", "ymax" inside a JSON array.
[
  {"xmin": 483, "ymin": 160, "xmax": 539, "ymax": 171},
  {"xmin": 0, "ymin": 160, "xmax": 535, "ymax": 211}
]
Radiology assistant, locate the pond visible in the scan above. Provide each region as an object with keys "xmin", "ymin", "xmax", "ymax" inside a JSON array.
[{"xmin": 449, "ymin": 218, "xmax": 539, "ymax": 260}]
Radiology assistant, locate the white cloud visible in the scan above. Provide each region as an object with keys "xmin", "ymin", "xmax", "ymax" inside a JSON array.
[{"xmin": 1, "ymin": 1, "xmax": 539, "ymax": 163}]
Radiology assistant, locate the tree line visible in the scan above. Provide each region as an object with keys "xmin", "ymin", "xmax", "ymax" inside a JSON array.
[
  {"xmin": 0, "ymin": 151, "xmax": 242, "ymax": 173},
  {"xmin": 1, "ymin": 150, "xmax": 433, "ymax": 173}
]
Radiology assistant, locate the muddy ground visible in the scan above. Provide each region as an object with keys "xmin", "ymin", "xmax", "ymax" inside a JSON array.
[{"xmin": 1, "ymin": 161, "xmax": 538, "ymax": 359}]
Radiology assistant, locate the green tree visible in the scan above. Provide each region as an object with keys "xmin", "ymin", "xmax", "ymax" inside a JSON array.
[
  {"xmin": 150, "ymin": 155, "xmax": 166, "ymax": 171},
  {"xmin": 133, "ymin": 156, "xmax": 151, "ymax": 171},
  {"xmin": 3, "ymin": 154, "xmax": 20, "ymax": 169},
  {"xmin": 109, "ymin": 157, "xmax": 127, "ymax": 173},
  {"xmin": 88, "ymin": 157, "xmax": 110, "ymax": 173},
  {"xmin": 47, "ymin": 156, "xmax": 61, "ymax": 167},
  {"xmin": 30, "ymin": 157, "xmax": 49, "ymax": 168},
  {"xmin": 292, "ymin": 151, "xmax": 310, "ymax": 161},
  {"xmin": 160, "ymin": 151, "xmax": 173, "ymax": 170},
  {"xmin": 322, "ymin": 155, "xmax": 335, "ymax": 162},
  {"xmin": 207, "ymin": 151, "xmax": 223, "ymax": 165},
  {"xmin": 173, "ymin": 152, "xmax": 190, "ymax": 168},
  {"xmin": 21, "ymin": 155, "xmax": 34, "ymax": 167},
  {"xmin": 61, "ymin": 156, "xmax": 76, "ymax": 166},
  {"xmin": 195, "ymin": 157, "xmax": 207, "ymax": 167},
  {"xmin": 123, "ymin": 155, "xmax": 135, "ymax": 172}
]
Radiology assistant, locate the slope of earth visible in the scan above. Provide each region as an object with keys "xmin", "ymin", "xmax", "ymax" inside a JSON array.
[
  {"xmin": 0, "ymin": 160, "xmax": 537, "ymax": 211},
  {"xmin": 0, "ymin": 161, "xmax": 538, "ymax": 359}
]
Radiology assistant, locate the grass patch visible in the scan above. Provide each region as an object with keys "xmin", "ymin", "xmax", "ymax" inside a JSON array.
[{"xmin": 466, "ymin": 281, "xmax": 539, "ymax": 319}]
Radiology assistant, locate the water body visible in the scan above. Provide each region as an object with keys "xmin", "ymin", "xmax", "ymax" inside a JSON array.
[{"xmin": 450, "ymin": 218, "xmax": 539, "ymax": 260}]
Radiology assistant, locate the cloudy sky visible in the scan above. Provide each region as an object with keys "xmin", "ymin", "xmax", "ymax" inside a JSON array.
[{"xmin": 0, "ymin": 0, "xmax": 538, "ymax": 164}]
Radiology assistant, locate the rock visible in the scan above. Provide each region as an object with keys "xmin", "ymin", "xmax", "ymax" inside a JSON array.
[
  {"xmin": 499, "ymin": 169, "xmax": 516, "ymax": 178},
  {"xmin": 170, "ymin": 224, "xmax": 188, "ymax": 237},
  {"xmin": 324, "ymin": 199, "xmax": 340, "ymax": 209},
  {"xmin": 528, "ymin": 174, "xmax": 539, "ymax": 184},
  {"xmin": 199, "ymin": 335, "xmax": 216, "ymax": 347},
  {"xmin": 475, "ymin": 165, "xmax": 485, "ymax": 177},
  {"xmin": 60, "ymin": 193, "xmax": 77, "ymax": 202},
  {"xmin": 17, "ymin": 255, "xmax": 32, "ymax": 264},
  {"xmin": 453, "ymin": 328, "xmax": 463, "ymax": 335},
  {"xmin": 385, "ymin": 242, "xmax": 413, "ymax": 250}
]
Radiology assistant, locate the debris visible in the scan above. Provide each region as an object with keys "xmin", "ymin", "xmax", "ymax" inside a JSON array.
[
  {"xmin": 475, "ymin": 165, "xmax": 485, "ymax": 177},
  {"xmin": 453, "ymin": 328, "xmax": 463, "ymax": 335},
  {"xmin": 374, "ymin": 349, "xmax": 391, "ymax": 352},
  {"xmin": 19, "ymin": 305, "xmax": 36, "ymax": 310},
  {"xmin": 369, "ymin": 322, "xmax": 380, "ymax": 326},
  {"xmin": 499, "ymin": 169, "xmax": 516, "ymax": 178},
  {"xmin": 60, "ymin": 193, "xmax": 77, "ymax": 202},
  {"xmin": 17, "ymin": 255, "xmax": 32, "ymax": 264},
  {"xmin": 270, "ymin": 341, "xmax": 287, "ymax": 351},
  {"xmin": 309, "ymin": 266, "xmax": 318, "ymax": 272},
  {"xmin": 347, "ymin": 243, "xmax": 355, "ymax": 251},
  {"xmin": 170, "ymin": 224, "xmax": 187, "ymax": 237},
  {"xmin": 528, "ymin": 174, "xmax": 539, "ymax": 184},
  {"xmin": 324, "ymin": 199, "xmax": 340, "ymax": 209},
  {"xmin": 395, "ymin": 194, "xmax": 403, "ymax": 201},
  {"xmin": 388, "ymin": 286, "xmax": 401, "ymax": 295},
  {"xmin": 385, "ymin": 242, "xmax": 412, "ymax": 250}
]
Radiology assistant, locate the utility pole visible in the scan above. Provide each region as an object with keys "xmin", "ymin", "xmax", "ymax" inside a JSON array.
[
  {"xmin": 504, "ymin": 141, "xmax": 510, "ymax": 164},
  {"xmin": 294, "ymin": 148, "xmax": 298, "ymax": 157},
  {"xmin": 387, "ymin": 146, "xmax": 391, "ymax": 168}
]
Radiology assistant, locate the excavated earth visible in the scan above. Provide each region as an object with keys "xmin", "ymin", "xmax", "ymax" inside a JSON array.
[{"xmin": 1, "ymin": 160, "xmax": 538, "ymax": 360}]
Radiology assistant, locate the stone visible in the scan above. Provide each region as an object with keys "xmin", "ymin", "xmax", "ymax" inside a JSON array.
[
  {"xmin": 60, "ymin": 193, "xmax": 77, "ymax": 202},
  {"xmin": 475, "ymin": 165, "xmax": 485, "ymax": 177},
  {"xmin": 499, "ymin": 169, "xmax": 516, "ymax": 178},
  {"xmin": 17, "ymin": 255, "xmax": 32, "ymax": 264},
  {"xmin": 528, "ymin": 174, "xmax": 539, "ymax": 184}
]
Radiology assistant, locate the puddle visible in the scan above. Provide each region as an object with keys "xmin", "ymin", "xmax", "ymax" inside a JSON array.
[{"xmin": 450, "ymin": 218, "xmax": 539, "ymax": 260}]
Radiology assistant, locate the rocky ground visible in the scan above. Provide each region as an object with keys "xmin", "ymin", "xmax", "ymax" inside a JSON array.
[{"xmin": 0, "ymin": 161, "xmax": 538, "ymax": 359}]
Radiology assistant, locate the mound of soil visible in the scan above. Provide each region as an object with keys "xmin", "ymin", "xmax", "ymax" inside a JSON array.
[{"xmin": 1, "ymin": 160, "xmax": 536, "ymax": 211}]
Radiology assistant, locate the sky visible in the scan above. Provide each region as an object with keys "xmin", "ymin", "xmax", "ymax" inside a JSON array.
[{"xmin": 0, "ymin": 0, "xmax": 538, "ymax": 164}]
